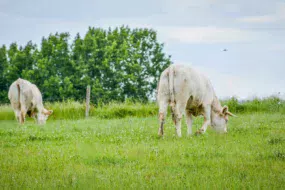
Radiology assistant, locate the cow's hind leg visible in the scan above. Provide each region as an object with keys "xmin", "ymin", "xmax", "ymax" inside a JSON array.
[
  {"xmin": 158, "ymin": 99, "xmax": 168, "ymax": 136},
  {"xmin": 20, "ymin": 111, "xmax": 25, "ymax": 124},
  {"xmin": 173, "ymin": 101, "xmax": 187, "ymax": 137},
  {"xmin": 14, "ymin": 110, "xmax": 21, "ymax": 123},
  {"xmin": 186, "ymin": 110, "xmax": 193, "ymax": 136},
  {"xmin": 11, "ymin": 102, "xmax": 22, "ymax": 124},
  {"xmin": 20, "ymin": 106, "xmax": 27, "ymax": 124}
]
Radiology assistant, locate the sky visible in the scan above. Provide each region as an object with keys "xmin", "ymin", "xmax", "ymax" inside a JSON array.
[{"xmin": 1, "ymin": 0, "xmax": 285, "ymax": 100}]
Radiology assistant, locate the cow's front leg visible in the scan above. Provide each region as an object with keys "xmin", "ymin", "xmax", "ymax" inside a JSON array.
[{"xmin": 196, "ymin": 105, "xmax": 211, "ymax": 134}]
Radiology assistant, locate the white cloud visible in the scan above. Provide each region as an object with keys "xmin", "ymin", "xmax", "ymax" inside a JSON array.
[
  {"xmin": 92, "ymin": 19, "xmax": 267, "ymax": 44},
  {"xmin": 237, "ymin": 2, "xmax": 285, "ymax": 23},
  {"xmin": 158, "ymin": 26, "xmax": 258, "ymax": 44},
  {"xmin": 237, "ymin": 15, "xmax": 277, "ymax": 23},
  {"xmin": 159, "ymin": 0, "xmax": 212, "ymax": 13},
  {"xmin": 267, "ymin": 44, "xmax": 285, "ymax": 52}
]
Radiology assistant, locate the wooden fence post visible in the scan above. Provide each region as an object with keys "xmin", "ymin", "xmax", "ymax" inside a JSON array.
[{"xmin": 85, "ymin": 85, "xmax": 91, "ymax": 118}]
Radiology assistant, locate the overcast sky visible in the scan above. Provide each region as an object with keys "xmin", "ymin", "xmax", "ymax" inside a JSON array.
[{"xmin": 1, "ymin": 0, "xmax": 285, "ymax": 99}]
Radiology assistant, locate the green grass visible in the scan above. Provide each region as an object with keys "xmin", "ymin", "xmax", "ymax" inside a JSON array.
[
  {"xmin": 1, "ymin": 96, "xmax": 284, "ymax": 121},
  {"xmin": 0, "ymin": 113, "xmax": 284, "ymax": 189}
]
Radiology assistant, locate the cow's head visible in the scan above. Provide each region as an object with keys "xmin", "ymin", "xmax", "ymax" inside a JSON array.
[
  {"xmin": 37, "ymin": 109, "xmax": 53, "ymax": 125},
  {"xmin": 211, "ymin": 106, "xmax": 236, "ymax": 133}
]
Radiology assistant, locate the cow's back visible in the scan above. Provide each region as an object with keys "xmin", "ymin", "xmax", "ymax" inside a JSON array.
[
  {"xmin": 8, "ymin": 78, "xmax": 37, "ymax": 108},
  {"xmin": 171, "ymin": 64, "xmax": 215, "ymax": 106},
  {"xmin": 30, "ymin": 84, "xmax": 43, "ymax": 105}
]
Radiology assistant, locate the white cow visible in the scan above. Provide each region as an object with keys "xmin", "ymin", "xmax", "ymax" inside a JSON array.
[
  {"xmin": 8, "ymin": 78, "xmax": 53, "ymax": 124},
  {"xmin": 157, "ymin": 64, "xmax": 236, "ymax": 137}
]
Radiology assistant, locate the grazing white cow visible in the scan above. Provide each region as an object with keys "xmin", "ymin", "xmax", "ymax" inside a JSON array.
[
  {"xmin": 8, "ymin": 78, "xmax": 53, "ymax": 125},
  {"xmin": 157, "ymin": 64, "xmax": 236, "ymax": 137}
]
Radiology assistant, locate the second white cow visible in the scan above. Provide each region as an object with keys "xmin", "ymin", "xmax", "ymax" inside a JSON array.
[
  {"xmin": 8, "ymin": 78, "xmax": 53, "ymax": 125},
  {"xmin": 157, "ymin": 64, "xmax": 236, "ymax": 137}
]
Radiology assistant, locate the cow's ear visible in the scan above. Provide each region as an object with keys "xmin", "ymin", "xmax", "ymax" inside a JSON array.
[
  {"xmin": 222, "ymin": 106, "xmax": 237, "ymax": 117},
  {"xmin": 222, "ymin": 106, "xmax": 228, "ymax": 115},
  {"xmin": 46, "ymin": 110, "xmax": 53, "ymax": 115},
  {"xmin": 43, "ymin": 109, "xmax": 53, "ymax": 115}
]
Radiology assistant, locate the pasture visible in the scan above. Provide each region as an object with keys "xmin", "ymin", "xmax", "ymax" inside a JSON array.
[{"xmin": 0, "ymin": 104, "xmax": 284, "ymax": 189}]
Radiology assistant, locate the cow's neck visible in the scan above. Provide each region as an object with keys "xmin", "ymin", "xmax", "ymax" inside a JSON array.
[{"xmin": 211, "ymin": 95, "xmax": 222, "ymax": 113}]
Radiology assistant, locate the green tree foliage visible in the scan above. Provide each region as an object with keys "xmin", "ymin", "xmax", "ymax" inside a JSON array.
[
  {"xmin": 0, "ymin": 26, "xmax": 171, "ymax": 104},
  {"xmin": 0, "ymin": 45, "xmax": 8, "ymax": 102}
]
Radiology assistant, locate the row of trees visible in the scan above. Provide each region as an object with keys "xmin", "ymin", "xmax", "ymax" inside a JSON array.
[{"xmin": 0, "ymin": 26, "xmax": 171, "ymax": 104}]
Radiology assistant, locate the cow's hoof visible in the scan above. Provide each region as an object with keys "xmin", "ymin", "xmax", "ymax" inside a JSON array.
[
  {"xmin": 195, "ymin": 130, "xmax": 203, "ymax": 136},
  {"xmin": 157, "ymin": 135, "xmax": 164, "ymax": 140}
]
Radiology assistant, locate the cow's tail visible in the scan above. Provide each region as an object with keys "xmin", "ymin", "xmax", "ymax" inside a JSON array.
[
  {"xmin": 16, "ymin": 80, "xmax": 25, "ymax": 123},
  {"xmin": 169, "ymin": 65, "xmax": 175, "ymax": 104},
  {"xmin": 168, "ymin": 65, "xmax": 176, "ymax": 122},
  {"xmin": 16, "ymin": 82, "xmax": 21, "ymax": 110}
]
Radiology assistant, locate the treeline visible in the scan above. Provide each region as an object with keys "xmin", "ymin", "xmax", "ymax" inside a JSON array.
[{"xmin": 0, "ymin": 26, "xmax": 171, "ymax": 104}]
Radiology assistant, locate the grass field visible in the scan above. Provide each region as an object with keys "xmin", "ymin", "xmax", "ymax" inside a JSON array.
[{"xmin": 0, "ymin": 112, "xmax": 284, "ymax": 189}]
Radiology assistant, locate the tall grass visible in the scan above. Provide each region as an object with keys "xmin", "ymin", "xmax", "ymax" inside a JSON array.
[
  {"xmin": 0, "ymin": 96, "xmax": 284, "ymax": 121},
  {"xmin": 222, "ymin": 96, "xmax": 285, "ymax": 114},
  {"xmin": 0, "ymin": 100, "xmax": 158, "ymax": 121},
  {"xmin": 0, "ymin": 104, "xmax": 14, "ymax": 120}
]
